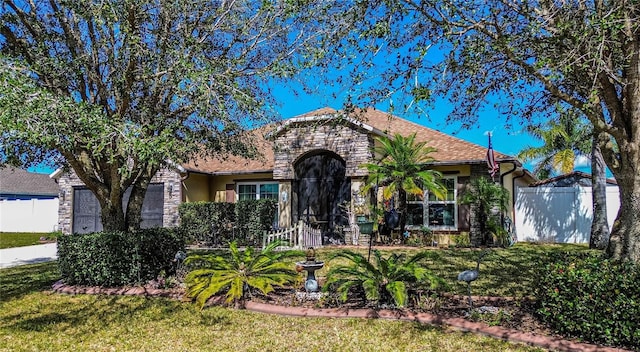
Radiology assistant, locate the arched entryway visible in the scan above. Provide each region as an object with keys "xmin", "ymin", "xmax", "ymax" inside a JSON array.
[{"xmin": 293, "ymin": 151, "xmax": 351, "ymax": 241}]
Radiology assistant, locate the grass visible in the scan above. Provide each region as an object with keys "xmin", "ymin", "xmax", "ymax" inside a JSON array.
[
  {"xmin": 0, "ymin": 260, "xmax": 547, "ymax": 351},
  {"xmin": 0, "ymin": 232, "xmax": 56, "ymax": 249}
]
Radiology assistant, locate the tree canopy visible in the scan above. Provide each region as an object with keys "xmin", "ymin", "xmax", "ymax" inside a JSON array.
[
  {"xmin": 341, "ymin": 0, "xmax": 640, "ymax": 262},
  {"xmin": 0, "ymin": 0, "xmax": 353, "ymax": 231}
]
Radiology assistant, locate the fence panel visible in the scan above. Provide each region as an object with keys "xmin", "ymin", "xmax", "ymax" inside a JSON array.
[
  {"xmin": 0, "ymin": 198, "xmax": 59, "ymax": 233},
  {"xmin": 515, "ymin": 186, "xmax": 619, "ymax": 243},
  {"xmin": 263, "ymin": 221, "xmax": 323, "ymax": 250}
]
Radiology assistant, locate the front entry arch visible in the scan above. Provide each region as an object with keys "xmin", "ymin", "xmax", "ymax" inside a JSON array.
[{"xmin": 293, "ymin": 151, "xmax": 351, "ymax": 240}]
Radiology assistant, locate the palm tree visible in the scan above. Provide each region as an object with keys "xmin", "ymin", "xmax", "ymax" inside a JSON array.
[
  {"xmin": 517, "ymin": 111, "xmax": 591, "ymax": 178},
  {"xmin": 458, "ymin": 177, "xmax": 510, "ymax": 246},
  {"xmin": 518, "ymin": 109, "xmax": 610, "ymax": 249},
  {"xmin": 361, "ymin": 133, "xmax": 446, "ymax": 237}
]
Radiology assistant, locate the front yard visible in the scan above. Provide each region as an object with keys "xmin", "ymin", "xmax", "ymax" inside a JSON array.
[
  {"xmin": 0, "ymin": 232, "xmax": 54, "ymax": 249},
  {"xmin": 0, "ymin": 245, "xmax": 573, "ymax": 352},
  {"xmin": 2, "ymin": 263, "xmax": 541, "ymax": 352}
]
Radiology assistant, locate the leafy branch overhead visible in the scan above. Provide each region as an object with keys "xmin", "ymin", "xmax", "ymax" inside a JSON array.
[{"xmin": 0, "ymin": 0, "xmax": 358, "ymax": 231}]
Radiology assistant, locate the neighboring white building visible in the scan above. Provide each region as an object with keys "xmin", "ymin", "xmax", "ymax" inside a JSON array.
[
  {"xmin": 515, "ymin": 171, "xmax": 620, "ymax": 243},
  {"xmin": 0, "ymin": 168, "xmax": 59, "ymax": 233}
]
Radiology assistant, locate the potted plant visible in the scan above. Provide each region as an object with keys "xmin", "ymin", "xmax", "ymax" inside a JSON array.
[{"xmin": 348, "ymin": 201, "xmax": 371, "ymax": 234}]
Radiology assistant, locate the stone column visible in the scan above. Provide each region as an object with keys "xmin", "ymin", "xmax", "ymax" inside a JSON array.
[{"xmin": 278, "ymin": 181, "xmax": 292, "ymax": 228}]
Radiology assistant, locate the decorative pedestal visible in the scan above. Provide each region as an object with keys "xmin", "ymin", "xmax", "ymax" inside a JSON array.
[{"xmin": 296, "ymin": 261, "xmax": 324, "ymax": 292}]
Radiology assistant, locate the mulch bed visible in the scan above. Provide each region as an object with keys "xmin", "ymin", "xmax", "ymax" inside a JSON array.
[{"xmin": 247, "ymin": 286, "xmax": 554, "ymax": 336}]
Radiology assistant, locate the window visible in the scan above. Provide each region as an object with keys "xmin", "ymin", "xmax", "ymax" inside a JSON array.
[
  {"xmin": 406, "ymin": 177, "xmax": 457, "ymax": 229},
  {"xmin": 237, "ymin": 182, "xmax": 279, "ymax": 200}
]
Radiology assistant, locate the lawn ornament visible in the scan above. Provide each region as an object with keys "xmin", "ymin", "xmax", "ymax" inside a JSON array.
[{"xmin": 457, "ymin": 250, "xmax": 489, "ymax": 310}]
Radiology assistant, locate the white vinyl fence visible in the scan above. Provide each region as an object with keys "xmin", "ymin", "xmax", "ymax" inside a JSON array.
[
  {"xmin": 0, "ymin": 198, "xmax": 59, "ymax": 233},
  {"xmin": 515, "ymin": 186, "xmax": 619, "ymax": 243}
]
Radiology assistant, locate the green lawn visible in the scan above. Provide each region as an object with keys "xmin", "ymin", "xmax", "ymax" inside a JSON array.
[
  {"xmin": 0, "ymin": 259, "xmax": 548, "ymax": 352},
  {"xmin": 0, "ymin": 232, "xmax": 53, "ymax": 249}
]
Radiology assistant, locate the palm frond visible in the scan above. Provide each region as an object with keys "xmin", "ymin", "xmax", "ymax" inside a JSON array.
[{"xmin": 386, "ymin": 281, "xmax": 407, "ymax": 307}]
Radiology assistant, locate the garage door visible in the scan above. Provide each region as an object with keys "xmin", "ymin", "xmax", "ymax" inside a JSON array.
[{"xmin": 73, "ymin": 183, "xmax": 164, "ymax": 234}]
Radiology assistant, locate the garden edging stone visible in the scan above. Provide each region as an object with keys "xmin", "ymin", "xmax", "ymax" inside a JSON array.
[{"xmin": 51, "ymin": 281, "xmax": 632, "ymax": 352}]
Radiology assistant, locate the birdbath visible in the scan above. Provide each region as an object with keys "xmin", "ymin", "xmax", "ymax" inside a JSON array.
[{"xmin": 296, "ymin": 247, "xmax": 324, "ymax": 293}]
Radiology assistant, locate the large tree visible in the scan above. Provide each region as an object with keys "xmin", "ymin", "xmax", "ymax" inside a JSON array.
[
  {"xmin": 340, "ymin": 0, "xmax": 640, "ymax": 262},
  {"xmin": 0, "ymin": 0, "xmax": 351, "ymax": 231}
]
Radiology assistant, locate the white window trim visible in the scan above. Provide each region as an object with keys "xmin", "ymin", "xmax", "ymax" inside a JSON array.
[
  {"xmin": 426, "ymin": 176, "xmax": 457, "ymax": 230},
  {"xmin": 406, "ymin": 176, "xmax": 458, "ymax": 230},
  {"xmin": 236, "ymin": 181, "xmax": 279, "ymax": 201}
]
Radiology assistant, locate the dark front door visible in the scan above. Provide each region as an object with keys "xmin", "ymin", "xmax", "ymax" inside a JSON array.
[
  {"xmin": 294, "ymin": 152, "xmax": 350, "ymax": 238},
  {"xmin": 72, "ymin": 183, "xmax": 164, "ymax": 234}
]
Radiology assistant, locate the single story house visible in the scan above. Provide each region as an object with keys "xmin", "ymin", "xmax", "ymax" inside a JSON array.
[
  {"xmin": 53, "ymin": 108, "xmax": 536, "ymax": 241},
  {"xmin": 515, "ymin": 171, "xmax": 619, "ymax": 243},
  {"xmin": 0, "ymin": 167, "xmax": 60, "ymax": 232}
]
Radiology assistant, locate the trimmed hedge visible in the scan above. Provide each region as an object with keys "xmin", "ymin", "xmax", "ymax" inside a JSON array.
[
  {"xmin": 58, "ymin": 228, "xmax": 185, "ymax": 287},
  {"xmin": 533, "ymin": 251, "xmax": 640, "ymax": 350},
  {"xmin": 178, "ymin": 202, "xmax": 235, "ymax": 245},
  {"xmin": 235, "ymin": 199, "xmax": 278, "ymax": 245},
  {"xmin": 178, "ymin": 199, "xmax": 277, "ymax": 247}
]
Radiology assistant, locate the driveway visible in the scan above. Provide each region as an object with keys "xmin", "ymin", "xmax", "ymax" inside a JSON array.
[{"xmin": 0, "ymin": 243, "xmax": 58, "ymax": 269}]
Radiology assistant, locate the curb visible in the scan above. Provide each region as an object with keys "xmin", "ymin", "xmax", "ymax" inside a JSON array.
[{"xmin": 51, "ymin": 282, "xmax": 632, "ymax": 352}]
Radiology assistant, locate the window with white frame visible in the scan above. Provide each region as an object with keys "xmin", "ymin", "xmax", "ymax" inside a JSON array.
[
  {"xmin": 406, "ymin": 177, "xmax": 457, "ymax": 229},
  {"xmin": 237, "ymin": 182, "xmax": 279, "ymax": 201}
]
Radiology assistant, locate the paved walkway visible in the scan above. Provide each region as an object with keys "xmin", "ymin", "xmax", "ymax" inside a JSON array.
[{"xmin": 0, "ymin": 243, "xmax": 57, "ymax": 269}]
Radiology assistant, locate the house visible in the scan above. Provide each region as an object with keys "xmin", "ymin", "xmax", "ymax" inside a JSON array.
[
  {"xmin": 54, "ymin": 107, "xmax": 536, "ymax": 242},
  {"xmin": 0, "ymin": 168, "xmax": 60, "ymax": 232},
  {"xmin": 515, "ymin": 171, "xmax": 620, "ymax": 243}
]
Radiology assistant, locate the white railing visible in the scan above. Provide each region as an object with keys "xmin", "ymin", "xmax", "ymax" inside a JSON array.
[{"xmin": 262, "ymin": 220, "xmax": 323, "ymax": 250}]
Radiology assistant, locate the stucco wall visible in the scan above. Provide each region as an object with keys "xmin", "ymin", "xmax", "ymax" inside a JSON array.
[{"xmin": 183, "ymin": 173, "xmax": 210, "ymax": 202}]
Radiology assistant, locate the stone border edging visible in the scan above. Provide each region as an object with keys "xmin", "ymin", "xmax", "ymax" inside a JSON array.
[{"xmin": 51, "ymin": 281, "xmax": 632, "ymax": 352}]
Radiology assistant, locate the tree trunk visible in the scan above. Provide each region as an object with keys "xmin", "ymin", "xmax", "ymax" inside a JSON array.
[
  {"xmin": 100, "ymin": 198, "xmax": 127, "ymax": 232},
  {"xmin": 398, "ymin": 190, "xmax": 407, "ymax": 240},
  {"xmin": 590, "ymin": 135, "xmax": 609, "ymax": 249},
  {"xmin": 125, "ymin": 168, "xmax": 156, "ymax": 232},
  {"xmin": 606, "ymin": 167, "xmax": 640, "ymax": 262}
]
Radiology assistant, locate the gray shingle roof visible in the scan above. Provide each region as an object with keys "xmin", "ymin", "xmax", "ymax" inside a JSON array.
[{"xmin": 0, "ymin": 168, "xmax": 59, "ymax": 196}]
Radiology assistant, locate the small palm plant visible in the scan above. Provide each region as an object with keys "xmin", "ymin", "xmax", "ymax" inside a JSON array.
[
  {"xmin": 324, "ymin": 250, "xmax": 445, "ymax": 307},
  {"xmin": 184, "ymin": 240, "xmax": 302, "ymax": 309}
]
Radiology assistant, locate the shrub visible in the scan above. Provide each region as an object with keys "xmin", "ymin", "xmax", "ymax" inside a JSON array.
[
  {"xmin": 533, "ymin": 252, "xmax": 640, "ymax": 350},
  {"xmin": 178, "ymin": 200, "xmax": 277, "ymax": 247},
  {"xmin": 324, "ymin": 250, "xmax": 446, "ymax": 307},
  {"xmin": 184, "ymin": 240, "xmax": 303, "ymax": 309},
  {"xmin": 235, "ymin": 199, "xmax": 278, "ymax": 246},
  {"xmin": 178, "ymin": 202, "xmax": 235, "ymax": 245},
  {"xmin": 58, "ymin": 228, "xmax": 185, "ymax": 287}
]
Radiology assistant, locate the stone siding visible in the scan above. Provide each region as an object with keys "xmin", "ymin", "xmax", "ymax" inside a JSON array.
[
  {"xmin": 56, "ymin": 168, "xmax": 183, "ymax": 234},
  {"xmin": 272, "ymin": 121, "xmax": 374, "ymax": 180}
]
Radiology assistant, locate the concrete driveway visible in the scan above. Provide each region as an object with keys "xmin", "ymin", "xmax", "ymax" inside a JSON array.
[{"xmin": 0, "ymin": 243, "xmax": 58, "ymax": 269}]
